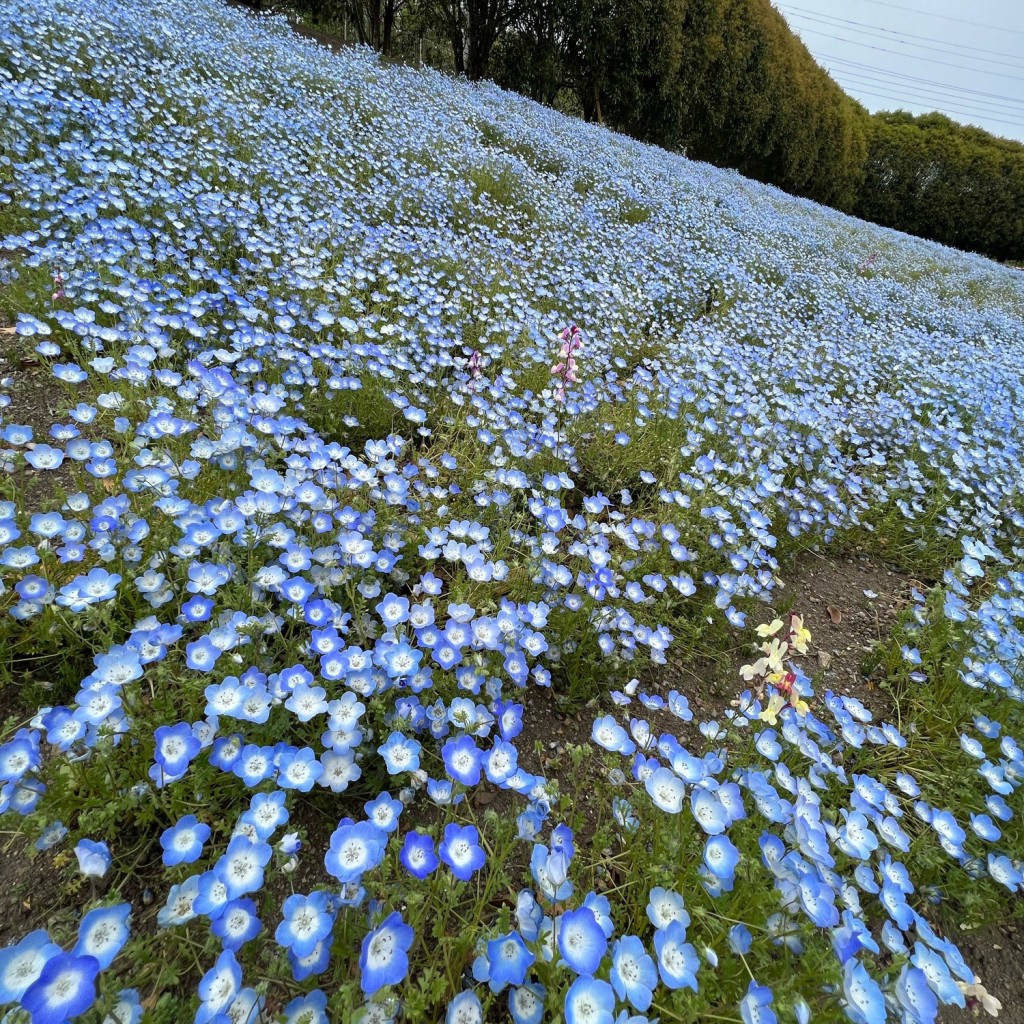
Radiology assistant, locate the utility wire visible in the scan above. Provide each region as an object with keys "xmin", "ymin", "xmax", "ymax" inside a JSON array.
[
  {"xmin": 783, "ymin": 9, "xmax": 1024, "ymax": 72},
  {"xmin": 827, "ymin": 67, "xmax": 1019, "ymax": 119},
  {"xmin": 815, "ymin": 61, "xmax": 1024, "ymax": 112},
  {"xmin": 777, "ymin": 2, "xmax": 1024, "ymax": 62},
  {"xmin": 815, "ymin": 52, "xmax": 1024, "ymax": 108},
  {"xmin": 831, "ymin": 81, "xmax": 1024, "ymax": 130},
  {"xmin": 790, "ymin": 26, "xmax": 1024, "ymax": 84},
  {"xmin": 836, "ymin": 85, "xmax": 1024, "ymax": 130},
  {"xmin": 842, "ymin": 0, "xmax": 1024, "ymax": 37}
]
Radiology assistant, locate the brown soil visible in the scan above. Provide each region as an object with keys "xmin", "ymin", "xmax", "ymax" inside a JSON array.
[
  {"xmin": 0, "ymin": 325, "xmax": 78, "ymax": 508},
  {"xmin": 782, "ymin": 549, "xmax": 922, "ymax": 717},
  {"xmin": 943, "ymin": 921, "xmax": 1024, "ymax": 1024}
]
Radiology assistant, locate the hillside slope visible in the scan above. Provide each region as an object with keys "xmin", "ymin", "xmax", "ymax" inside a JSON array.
[{"xmin": 1, "ymin": 1, "xmax": 1024, "ymax": 1023}]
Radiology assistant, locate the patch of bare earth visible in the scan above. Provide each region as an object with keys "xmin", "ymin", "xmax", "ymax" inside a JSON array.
[
  {"xmin": 0, "ymin": 320, "xmax": 77, "ymax": 508},
  {"xmin": 944, "ymin": 922, "xmax": 1024, "ymax": 1024}
]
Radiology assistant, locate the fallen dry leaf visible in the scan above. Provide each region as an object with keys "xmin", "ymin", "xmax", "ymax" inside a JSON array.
[
  {"xmin": 826, "ymin": 605, "xmax": 842, "ymax": 624},
  {"xmin": 817, "ymin": 650, "xmax": 832, "ymax": 669}
]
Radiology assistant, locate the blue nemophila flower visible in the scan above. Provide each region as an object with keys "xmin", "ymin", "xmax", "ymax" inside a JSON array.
[
  {"xmin": 485, "ymin": 931, "xmax": 535, "ymax": 992},
  {"xmin": 0, "ymin": 929, "xmax": 61, "ymax": 1004},
  {"xmin": 842, "ymin": 959, "xmax": 887, "ymax": 1024},
  {"xmin": 74, "ymin": 839, "xmax": 111, "ymax": 878},
  {"xmin": 359, "ymin": 910, "xmax": 413, "ymax": 996},
  {"xmin": 157, "ymin": 876, "xmax": 200, "ymax": 928},
  {"xmin": 400, "ymin": 831, "xmax": 439, "ymax": 879},
  {"xmin": 0, "ymin": 735, "xmax": 40, "ymax": 784},
  {"xmin": 218, "ymin": 836, "xmax": 273, "ymax": 900},
  {"xmin": 446, "ymin": 989, "xmax": 483, "ymax": 1024},
  {"xmin": 35, "ymin": 821, "xmax": 67, "ymax": 852},
  {"xmin": 278, "ymin": 748, "xmax": 325, "ymax": 791},
  {"xmin": 728, "ymin": 924, "xmax": 753, "ymax": 955},
  {"xmin": 241, "ymin": 791, "xmax": 289, "ymax": 840},
  {"xmin": 610, "ymin": 935, "xmax": 657, "ymax": 1011},
  {"xmin": 439, "ymin": 823, "xmax": 485, "ymax": 881},
  {"xmin": 442, "ymin": 734, "xmax": 483, "ymax": 786},
  {"xmin": 160, "ymin": 815, "xmax": 211, "ymax": 866},
  {"xmin": 987, "ymin": 854, "xmax": 1022, "ymax": 891},
  {"xmin": 151, "ymin": 723, "xmax": 201, "ymax": 785},
  {"xmin": 211, "ymin": 899, "xmax": 262, "ymax": 951},
  {"xmin": 592, "ymin": 716, "xmax": 635, "ymax": 755},
  {"xmin": 20, "ymin": 952, "xmax": 100, "ymax": 1024},
  {"xmin": 275, "ymin": 892, "xmax": 335, "ymax": 958},
  {"xmin": 740, "ymin": 981, "xmax": 777, "ymax": 1024},
  {"xmin": 196, "ymin": 948, "xmax": 242, "ymax": 1024},
  {"xmin": 647, "ymin": 887, "xmax": 689, "ymax": 929},
  {"xmin": 654, "ymin": 920, "xmax": 699, "ymax": 991},
  {"xmin": 703, "ymin": 835, "xmax": 740, "ymax": 880},
  {"xmin": 106, "ymin": 988, "xmax": 143, "ymax": 1024},
  {"xmin": 644, "ymin": 766, "xmax": 685, "ymax": 813},
  {"xmin": 986, "ymin": 794, "xmax": 1012, "ymax": 822},
  {"xmin": 895, "ymin": 965, "xmax": 938, "ymax": 1024},
  {"xmin": 509, "ymin": 981, "xmax": 546, "ymax": 1024},
  {"xmin": 364, "ymin": 793, "xmax": 403, "ymax": 833},
  {"xmin": 24, "ymin": 444, "xmax": 65, "ymax": 470},
  {"xmin": 483, "ymin": 739, "xmax": 518, "ymax": 785},
  {"xmin": 557, "ymin": 906, "xmax": 607, "ymax": 975},
  {"xmin": 530, "ymin": 843, "xmax": 573, "ymax": 902},
  {"xmin": 377, "ymin": 732, "xmax": 422, "ymax": 775},
  {"xmin": 72, "ymin": 903, "xmax": 131, "ymax": 969},
  {"xmin": 564, "ymin": 975, "xmax": 615, "ymax": 1024},
  {"xmin": 969, "ymin": 813, "xmax": 1001, "ymax": 842},
  {"xmin": 282, "ymin": 989, "xmax": 329, "ymax": 1024},
  {"xmin": 325, "ymin": 820, "xmax": 387, "ymax": 883},
  {"xmin": 691, "ymin": 789, "xmax": 728, "ymax": 834}
]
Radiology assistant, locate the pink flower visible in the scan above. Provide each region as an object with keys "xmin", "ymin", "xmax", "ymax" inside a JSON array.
[{"xmin": 550, "ymin": 325, "xmax": 583, "ymax": 402}]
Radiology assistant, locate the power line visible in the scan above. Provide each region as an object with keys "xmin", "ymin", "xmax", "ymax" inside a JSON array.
[
  {"xmin": 837, "ymin": 85, "xmax": 1024, "ymax": 131},
  {"xmin": 782, "ymin": 9, "xmax": 1024, "ymax": 72},
  {"xmin": 830, "ymin": 70, "xmax": 1024, "ymax": 122},
  {"xmin": 790, "ymin": 26, "xmax": 1024, "ymax": 84},
  {"xmin": 777, "ymin": 3, "xmax": 1024, "ymax": 62},
  {"xmin": 815, "ymin": 52, "xmax": 1024, "ymax": 108},
  {"xmin": 811, "ymin": 59, "xmax": 1024, "ymax": 114},
  {"xmin": 845, "ymin": 0, "xmax": 1024, "ymax": 38}
]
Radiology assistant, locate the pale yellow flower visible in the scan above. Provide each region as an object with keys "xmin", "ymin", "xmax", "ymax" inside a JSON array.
[
  {"xmin": 758, "ymin": 693, "xmax": 787, "ymax": 725},
  {"xmin": 957, "ymin": 977, "xmax": 1002, "ymax": 1017},
  {"xmin": 755, "ymin": 618, "xmax": 784, "ymax": 638},
  {"xmin": 763, "ymin": 638, "xmax": 789, "ymax": 673},
  {"xmin": 790, "ymin": 614, "xmax": 811, "ymax": 654},
  {"xmin": 789, "ymin": 696, "xmax": 810, "ymax": 717},
  {"xmin": 740, "ymin": 658, "xmax": 767, "ymax": 681}
]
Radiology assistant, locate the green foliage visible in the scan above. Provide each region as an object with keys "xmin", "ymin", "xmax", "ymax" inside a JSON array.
[
  {"xmin": 856, "ymin": 111, "xmax": 1024, "ymax": 262},
  {"xmin": 271, "ymin": 0, "xmax": 1021, "ymax": 259}
]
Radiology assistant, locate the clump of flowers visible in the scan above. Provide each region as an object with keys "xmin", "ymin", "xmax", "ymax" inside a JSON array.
[
  {"xmin": 550, "ymin": 324, "xmax": 582, "ymax": 402},
  {"xmin": 739, "ymin": 614, "xmax": 813, "ymax": 721}
]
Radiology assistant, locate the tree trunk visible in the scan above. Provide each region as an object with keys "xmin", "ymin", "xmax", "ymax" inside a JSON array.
[
  {"xmin": 451, "ymin": 24, "xmax": 466, "ymax": 74},
  {"xmin": 382, "ymin": 0, "xmax": 395, "ymax": 55}
]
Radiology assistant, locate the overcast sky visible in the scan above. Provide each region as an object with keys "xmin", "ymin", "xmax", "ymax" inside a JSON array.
[{"xmin": 772, "ymin": 0, "xmax": 1024, "ymax": 142}]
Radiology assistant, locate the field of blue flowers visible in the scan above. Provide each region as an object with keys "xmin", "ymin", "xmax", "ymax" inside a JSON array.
[{"xmin": 1, "ymin": 0, "xmax": 1023, "ymax": 1022}]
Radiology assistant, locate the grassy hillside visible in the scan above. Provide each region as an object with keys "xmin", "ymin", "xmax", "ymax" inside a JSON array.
[{"xmin": 0, "ymin": 1, "xmax": 1023, "ymax": 1022}]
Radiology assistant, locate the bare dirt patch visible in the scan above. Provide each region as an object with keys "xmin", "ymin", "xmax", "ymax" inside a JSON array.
[
  {"xmin": 944, "ymin": 921, "xmax": 1024, "ymax": 1024},
  {"xmin": 781, "ymin": 549, "xmax": 922, "ymax": 717}
]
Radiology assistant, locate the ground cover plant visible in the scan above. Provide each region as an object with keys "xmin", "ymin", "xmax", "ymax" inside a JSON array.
[{"xmin": 0, "ymin": 1, "xmax": 1023, "ymax": 1022}]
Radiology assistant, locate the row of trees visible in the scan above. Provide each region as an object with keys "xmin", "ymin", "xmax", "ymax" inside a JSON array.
[
  {"xmin": 257, "ymin": 0, "xmax": 1024, "ymax": 260},
  {"xmin": 855, "ymin": 112, "xmax": 1024, "ymax": 263}
]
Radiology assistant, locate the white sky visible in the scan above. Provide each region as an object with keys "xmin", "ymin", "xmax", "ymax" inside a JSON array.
[{"xmin": 772, "ymin": 0, "xmax": 1024, "ymax": 142}]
